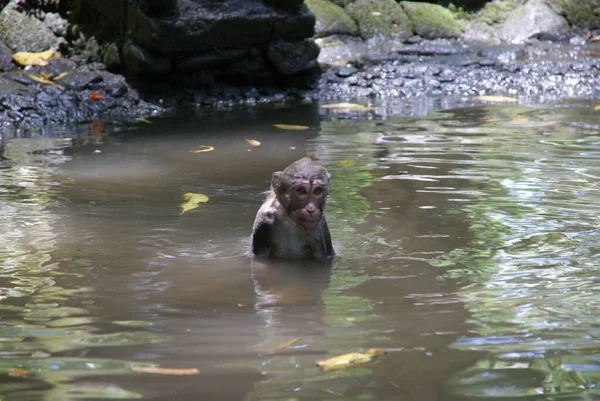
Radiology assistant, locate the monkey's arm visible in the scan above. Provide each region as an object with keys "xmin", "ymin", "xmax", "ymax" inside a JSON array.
[
  {"xmin": 251, "ymin": 219, "xmax": 273, "ymax": 257},
  {"xmin": 321, "ymin": 218, "xmax": 335, "ymax": 257}
]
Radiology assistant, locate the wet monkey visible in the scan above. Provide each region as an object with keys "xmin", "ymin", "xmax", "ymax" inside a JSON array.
[{"xmin": 251, "ymin": 158, "xmax": 334, "ymax": 259}]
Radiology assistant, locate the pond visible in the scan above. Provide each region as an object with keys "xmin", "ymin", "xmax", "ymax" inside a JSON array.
[{"xmin": 1, "ymin": 98, "xmax": 600, "ymax": 401}]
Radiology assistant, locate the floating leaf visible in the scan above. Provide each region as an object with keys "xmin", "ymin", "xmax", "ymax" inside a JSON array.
[
  {"xmin": 132, "ymin": 365, "xmax": 200, "ymax": 375},
  {"xmin": 320, "ymin": 103, "xmax": 377, "ymax": 111},
  {"xmin": 510, "ymin": 117, "xmax": 528, "ymax": 124},
  {"xmin": 89, "ymin": 91, "xmax": 104, "ymax": 101},
  {"xmin": 13, "ymin": 48, "xmax": 55, "ymax": 66},
  {"xmin": 245, "ymin": 138, "xmax": 261, "ymax": 147},
  {"xmin": 8, "ymin": 367, "xmax": 29, "ymax": 377},
  {"xmin": 272, "ymin": 124, "xmax": 309, "ymax": 130},
  {"xmin": 113, "ymin": 320, "xmax": 154, "ymax": 327},
  {"xmin": 136, "ymin": 117, "xmax": 152, "ymax": 124},
  {"xmin": 317, "ymin": 348, "xmax": 384, "ymax": 371},
  {"xmin": 593, "ymin": 105, "xmax": 600, "ymax": 111},
  {"xmin": 269, "ymin": 338, "xmax": 301, "ymax": 352},
  {"xmin": 180, "ymin": 192, "xmax": 209, "ymax": 215},
  {"xmin": 237, "ymin": 303, "xmax": 248, "ymax": 308},
  {"xmin": 189, "ymin": 145, "xmax": 215, "ymax": 154},
  {"xmin": 476, "ymin": 96, "xmax": 518, "ymax": 103},
  {"xmin": 372, "ymin": 11, "xmax": 381, "ymax": 16},
  {"xmin": 338, "ymin": 159, "xmax": 356, "ymax": 168}
]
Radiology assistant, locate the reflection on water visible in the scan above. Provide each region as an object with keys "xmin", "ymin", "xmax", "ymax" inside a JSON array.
[{"xmin": 0, "ymin": 100, "xmax": 599, "ymax": 400}]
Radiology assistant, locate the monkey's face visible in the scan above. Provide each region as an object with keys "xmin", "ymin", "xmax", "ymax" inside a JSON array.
[{"xmin": 290, "ymin": 179, "xmax": 327, "ymax": 231}]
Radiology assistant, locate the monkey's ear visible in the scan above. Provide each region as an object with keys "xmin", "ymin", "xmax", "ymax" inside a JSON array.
[{"xmin": 271, "ymin": 171, "xmax": 283, "ymax": 191}]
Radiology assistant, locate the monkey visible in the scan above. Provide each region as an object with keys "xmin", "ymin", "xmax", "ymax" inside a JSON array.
[{"xmin": 251, "ymin": 157, "xmax": 335, "ymax": 259}]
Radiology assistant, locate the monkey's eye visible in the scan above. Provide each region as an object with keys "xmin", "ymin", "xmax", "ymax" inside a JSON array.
[
  {"xmin": 313, "ymin": 187, "xmax": 323, "ymax": 195},
  {"xmin": 297, "ymin": 187, "xmax": 308, "ymax": 195}
]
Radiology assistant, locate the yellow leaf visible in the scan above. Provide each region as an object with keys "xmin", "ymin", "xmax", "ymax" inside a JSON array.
[
  {"xmin": 593, "ymin": 105, "xmax": 600, "ymax": 110},
  {"xmin": 476, "ymin": 96, "xmax": 518, "ymax": 103},
  {"xmin": 510, "ymin": 117, "xmax": 528, "ymax": 124},
  {"xmin": 136, "ymin": 118, "xmax": 153, "ymax": 124},
  {"xmin": 245, "ymin": 138, "xmax": 261, "ymax": 147},
  {"xmin": 338, "ymin": 159, "xmax": 356, "ymax": 168},
  {"xmin": 269, "ymin": 338, "xmax": 301, "ymax": 352},
  {"xmin": 29, "ymin": 74, "xmax": 64, "ymax": 90},
  {"xmin": 272, "ymin": 124, "xmax": 309, "ymax": 130},
  {"xmin": 180, "ymin": 193, "xmax": 209, "ymax": 215},
  {"xmin": 53, "ymin": 72, "xmax": 69, "ymax": 80},
  {"xmin": 12, "ymin": 48, "xmax": 55, "ymax": 66},
  {"xmin": 132, "ymin": 365, "xmax": 200, "ymax": 375},
  {"xmin": 317, "ymin": 349, "xmax": 384, "ymax": 371},
  {"xmin": 189, "ymin": 145, "xmax": 215, "ymax": 154},
  {"xmin": 320, "ymin": 103, "xmax": 377, "ymax": 111}
]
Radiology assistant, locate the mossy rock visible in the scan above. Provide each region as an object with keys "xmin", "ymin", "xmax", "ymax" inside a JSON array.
[
  {"xmin": 345, "ymin": 0, "xmax": 413, "ymax": 40},
  {"xmin": 400, "ymin": 1, "xmax": 463, "ymax": 39},
  {"xmin": 546, "ymin": 0, "xmax": 600, "ymax": 30},
  {"xmin": 305, "ymin": 0, "xmax": 359, "ymax": 37}
]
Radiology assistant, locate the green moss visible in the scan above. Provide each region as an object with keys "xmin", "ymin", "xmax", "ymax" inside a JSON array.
[
  {"xmin": 546, "ymin": 0, "xmax": 600, "ymax": 29},
  {"xmin": 400, "ymin": 1, "xmax": 463, "ymax": 39},
  {"xmin": 471, "ymin": 0, "xmax": 525, "ymax": 25},
  {"xmin": 305, "ymin": 0, "xmax": 359, "ymax": 37},
  {"xmin": 345, "ymin": 0, "xmax": 413, "ymax": 40},
  {"xmin": 330, "ymin": 0, "xmax": 356, "ymax": 6}
]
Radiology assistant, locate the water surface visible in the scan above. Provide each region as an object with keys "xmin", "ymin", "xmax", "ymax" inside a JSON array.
[{"xmin": 1, "ymin": 100, "xmax": 600, "ymax": 400}]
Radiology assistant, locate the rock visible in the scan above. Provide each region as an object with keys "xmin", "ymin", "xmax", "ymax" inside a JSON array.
[
  {"xmin": 345, "ymin": 0, "xmax": 413, "ymax": 40},
  {"xmin": 267, "ymin": 39, "xmax": 320, "ymax": 76},
  {"xmin": 0, "ymin": 1, "xmax": 59, "ymax": 52},
  {"xmin": 175, "ymin": 49, "xmax": 247, "ymax": 71},
  {"xmin": 57, "ymin": 71, "xmax": 103, "ymax": 91},
  {"xmin": 546, "ymin": 0, "xmax": 600, "ymax": 31},
  {"xmin": 400, "ymin": 2, "xmax": 463, "ymax": 39},
  {"xmin": 337, "ymin": 65, "xmax": 358, "ymax": 77},
  {"xmin": 0, "ymin": 39, "xmax": 14, "ymax": 72},
  {"xmin": 103, "ymin": 42, "xmax": 122, "ymax": 72},
  {"xmin": 43, "ymin": 12, "xmax": 68, "ymax": 37},
  {"xmin": 499, "ymin": 0, "xmax": 569, "ymax": 44},
  {"xmin": 273, "ymin": 4, "xmax": 316, "ymax": 40},
  {"xmin": 122, "ymin": 40, "xmax": 172, "ymax": 76},
  {"xmin": 305, "ymin": 0, "xmax": 358, "ymax": 37},
  {"xmin": 262, "ymin": 0, "xmax": 305, "ymax": 12}
]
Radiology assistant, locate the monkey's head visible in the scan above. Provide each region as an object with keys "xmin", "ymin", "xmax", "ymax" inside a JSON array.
[{"xmin": 272, "ymin": 158, "xmax": 331, "ymax": 231}]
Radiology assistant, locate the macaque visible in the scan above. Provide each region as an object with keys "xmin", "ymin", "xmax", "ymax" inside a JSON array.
[{"xmin": 251, "ymin": 157, "xmax": 335, "ymax": 259}]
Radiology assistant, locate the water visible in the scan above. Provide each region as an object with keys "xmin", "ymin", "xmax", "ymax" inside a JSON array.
[{"xmin": 1, "ymin": 99, "xmax": 600, "ymax": 401}]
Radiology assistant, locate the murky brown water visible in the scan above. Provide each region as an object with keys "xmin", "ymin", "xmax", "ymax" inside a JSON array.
[{"xmin": 1, "ymin": 99, "xmax": 600, "ymax": 401}]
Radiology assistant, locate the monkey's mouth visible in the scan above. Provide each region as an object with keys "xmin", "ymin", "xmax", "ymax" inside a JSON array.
[{"xmin": 299, "ymin": 218, "xmax": 318, "ymax": 230}]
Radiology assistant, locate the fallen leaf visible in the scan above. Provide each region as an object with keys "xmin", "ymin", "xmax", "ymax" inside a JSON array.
[
  {"xmin": 317, "ymin": 349, "xmax": 384, "ymax": 371},
  {"xmin": 12, "ymin": 48, "xmax": 55, "ymax": 66},
  {"xmin": 476, "ymin": 95, "xmax": 518, "ymax": 103},
  {"xmin": 29, "ymin": 74, "xmax": 65, "ymax": 90},
  {"xmin": 8, "ymin": 367, "xmax": 29, "ymax": 377},
  {"xmin": 245, "ymin": 138, "xmax": 261, "ymax": 147},
  {"xmin": 132, "ymin": 365, "xmax": 200, "ymax": 375},
  {"xmin": 483, "ymin": 118, "xmax": 501, "ymax": 123},
  {"xmin": 372, "ymin": 11, "xmax": 381, "ymax": 16},
  {"xmin": 269, "ymin": 338, "xmax": 302, "ymax": 352},
  {"xmin": 594, "ymin": 105, "xmax": 600, "ymax": 110},
  {"xmin": 180, "ymin": 192, "xmax": 209, "ymax": 215},
  {"xmin": 136, "ymin": 117, "xmax": 153, "ymax": 124},
  {"xmin": 189, "ymin": 145, "xmax": 215, "ymax": 154},
  {"xmin": 53, "ymin": 71, "xmax": 69, "ymax": 81},
  {"xmin": 237, "ymin": 303, "xmax": 248, "ymax": 308},
  {"xmin": 320, "ymin": 103, "xmax": 377, "ymax": 111},
  {"xmin": 510, "ymin": 117, "xmax": 528, "ymax": 124},
  {"xmin": 89, "ymin": 91, "xmax": 104, "ymax": 101},
  {"xmin": 40, "ymin": 71, "xmax": 52, "ymax": 80},
  {"xmin": 289, "ymin": 146, "xmax": 297, "ymax": 150},
  {"xmin": 272, "ymin": 124, "xmax": 310, "ymax": 130},
  {"xmin": 338, "ymin": 159, "xmax": 356, "ymax": 168}
]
